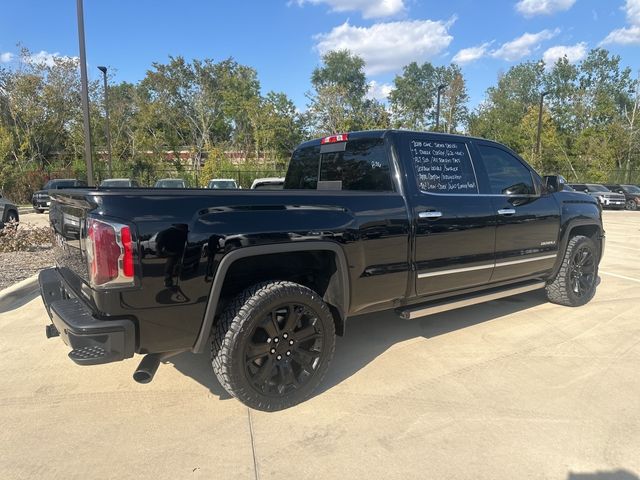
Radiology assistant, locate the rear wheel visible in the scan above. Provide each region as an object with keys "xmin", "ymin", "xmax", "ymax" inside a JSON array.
[
  {"xmin": 546, "ymin": 235, "xmax": 598, "ymax": 307},
  {"xmin": 5, "ymin": 210, "xmax": 18, "ymax": 223},
  {"xmin": 212, "ymin": 281, "xmax": 336, "ymax": 411}
]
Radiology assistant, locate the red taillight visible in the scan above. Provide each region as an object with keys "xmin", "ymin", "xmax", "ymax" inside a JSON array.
[
  {"xmin": 320, "ymin": 133, "xmax": 348, "ymax": 145},
  {"xmin": 86, "ymin": 218, "xmax": 135, "ymax": 288}
]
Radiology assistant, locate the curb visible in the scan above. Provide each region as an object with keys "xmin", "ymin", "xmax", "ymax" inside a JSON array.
[
  {"xmin": 18, "ymin": 207, "xmax": 34, "ymax": 215},
  {"xmin": 0, "ymin": 274, "xmax": 39, "ymax": 312}
]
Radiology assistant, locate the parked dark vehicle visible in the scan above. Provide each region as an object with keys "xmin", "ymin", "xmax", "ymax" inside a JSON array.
[
  {"xmin": 604, "ymin": 184, "xmax": 640, "ymax": 211},
  {"xmin": 154, "ymin": 178, "xmax": 186, "ymax": 188},
  {"xmin": 0, "ymin": 193, "xmax": 19, "ymax": 229},
  {"xmin": 32, "ymin": 179, "xmax": 87, "ymax": 213},
  {"xmin": 568, "ymin": 183, "xmax": 626, "ymax": 210},
  {"xmin": 100, "ymin": 178, "xmax": 140, "ymax": 188},
  {"xmin": 39, "ymin": 130, "xmax": 605, "ymax": 411}
]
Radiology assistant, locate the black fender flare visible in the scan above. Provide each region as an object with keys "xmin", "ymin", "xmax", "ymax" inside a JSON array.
[
  {"xmin": 551, "ymin": 217, "xmax": 604, "ymax": 279},
  {"xmin": 192, "ymin": 241, "xmax": 350, "ymax": 353}
]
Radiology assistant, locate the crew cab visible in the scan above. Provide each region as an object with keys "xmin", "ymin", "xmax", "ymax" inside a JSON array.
[{"xmin": 39, "ymin": 130, "xmax": 604, "ymax": 411}]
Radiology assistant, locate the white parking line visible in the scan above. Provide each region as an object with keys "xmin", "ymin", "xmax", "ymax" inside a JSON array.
[{"xmin": 600, "ymin": 271, "xmax": 640, "ymax": 283}]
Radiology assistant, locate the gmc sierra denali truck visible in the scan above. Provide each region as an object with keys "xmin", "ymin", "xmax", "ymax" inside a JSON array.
[{"xmin": 39, "ymin": 130, "xmax": 604, "ymax": 411}]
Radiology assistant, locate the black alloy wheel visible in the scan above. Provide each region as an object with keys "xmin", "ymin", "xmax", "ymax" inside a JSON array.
[
  {"xmin": 244, "ymin": 303, "xmax": 323, "ymax": 397},
  {"xmin": 212, "ymin": 281, "xmax": 336, "ymax": 411},
  {"xmin": 568, "ymin": 244, "xmax": 596, "ymax": 298}
]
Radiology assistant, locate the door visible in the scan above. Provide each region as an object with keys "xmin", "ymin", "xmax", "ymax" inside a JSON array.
[
  {"xmin": 397, "ymin": 133, "xmax": 496, "ymax": 297},
  {"xmin": 475, "ymin": 143, "xmax": 560, "ymax": 283}
]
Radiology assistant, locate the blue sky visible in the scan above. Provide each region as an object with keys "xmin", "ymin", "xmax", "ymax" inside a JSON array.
[{"xmin": 1, "ymin": 0, "xmax": 639, "ymax": 110}]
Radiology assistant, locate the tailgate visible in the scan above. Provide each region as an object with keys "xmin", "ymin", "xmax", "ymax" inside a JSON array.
[{"xmin": 49, "ymin": 192, "xmax": 92, "ymax": 285}]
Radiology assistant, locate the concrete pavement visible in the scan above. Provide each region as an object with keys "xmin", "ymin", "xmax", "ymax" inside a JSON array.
[{"xmin": 1, "ymin": 210, "xmax": 640, "ymax": 480}]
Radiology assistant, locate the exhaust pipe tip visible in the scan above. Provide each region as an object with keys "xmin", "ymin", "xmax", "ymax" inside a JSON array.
[
  {"xmin": 132, "ymin": 350, "xmax": 185, "ymax": 384},
  {"xmin": 133, "ymin": 353, "xmax": 161, "ymax": 384},
  {"xmin": 133, "ymin": 369, "xmax": 153, "ymax": 384}
]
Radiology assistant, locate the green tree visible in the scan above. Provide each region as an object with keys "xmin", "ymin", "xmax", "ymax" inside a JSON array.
[{"xmin": 307, "ymin": 50, "xmax": 374, "ymax": 134}]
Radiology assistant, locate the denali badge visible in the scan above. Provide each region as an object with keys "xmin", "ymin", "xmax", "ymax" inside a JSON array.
[{"xmin": 540, "ymin": 241, "xmax": 556, "ymax": 246}]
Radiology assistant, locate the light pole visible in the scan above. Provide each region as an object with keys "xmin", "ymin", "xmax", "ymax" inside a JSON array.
[
  {"xmin": 435, "ymin": 84, "xmax": 447, "ymax": 132},
  {"xmin": 536, "ymin": 91, "xmax": 550, "ymax": 155},
  {"xmin": 76, "ymin": 0, "xmax": 94, "ymax": 186},
  {"xmin": 98, "ymin": 66, "xmax": 112, "ymax": 177}
]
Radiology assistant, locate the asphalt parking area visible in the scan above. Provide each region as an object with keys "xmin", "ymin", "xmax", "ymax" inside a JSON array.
[{"xmin": 1, "ymin": 210, "xmax": 639, "ymax": 480}]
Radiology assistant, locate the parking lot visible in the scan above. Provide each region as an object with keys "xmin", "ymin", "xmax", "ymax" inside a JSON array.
[{"xmin": 1, "ymin": 210, "xmax": 639, "ymax": 480}]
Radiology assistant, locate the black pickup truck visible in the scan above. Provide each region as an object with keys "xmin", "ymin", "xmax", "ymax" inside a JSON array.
[{"xmin": 39, "ymin": 130, "xmax": 604, "ymax": 411}]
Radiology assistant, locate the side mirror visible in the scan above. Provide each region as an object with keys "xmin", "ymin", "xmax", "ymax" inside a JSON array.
[{"xmin": 543, "ymin": 175, "xmax": 564, "ymax": 193}]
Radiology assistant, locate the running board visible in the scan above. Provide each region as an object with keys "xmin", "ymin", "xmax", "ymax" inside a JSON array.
[{"xmin": 398, "ymin": 281, "xmax": 546, "ymax": 320}]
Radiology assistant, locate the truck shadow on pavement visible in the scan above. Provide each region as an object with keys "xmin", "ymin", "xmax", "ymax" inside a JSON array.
[
  {"xmin": 568, "ymin": 470, "xmax": 638, "ymax": 480},
  {"xmin": 165, "ymin": 288, "xmax": 554, "ymax": 401},
  {"xmin": 316, "ymin": 288, "xmax": 551, "ymax": 396}
]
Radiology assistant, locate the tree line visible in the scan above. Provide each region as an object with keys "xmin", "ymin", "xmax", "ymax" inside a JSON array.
[{"xmin": 0, "ymin": 46, "xmax": 638, "ymax": 203}]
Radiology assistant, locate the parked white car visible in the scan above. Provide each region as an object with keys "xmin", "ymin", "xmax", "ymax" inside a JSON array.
[{"xmin": 207, "ymin": 178, "xmax": 239, "ymax": 189}]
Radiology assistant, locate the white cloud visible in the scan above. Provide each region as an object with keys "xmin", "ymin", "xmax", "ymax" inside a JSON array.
[
  {"xmin": 491, "ymin": 29, "xmax": 559, "ymax": 61},
  {"xmin": 515, "ymin": 0, "xmax": 576, "ymax": 17},
  {"xmin": 366, "ymin": 80, "xmax": 393, "ymax": 101},
  {"xmin": 626, "ymin": 0, "xmax": 640, "ymax": 25},
  {"xmin": 25, "ymin": 50, "xmax": 78, "ymax": 67},
  {"xmin": 602, "ymin": 25, "xmax": 640, "ymax": 44},
  {"xmin": 0, "ymin": 52, "xmax": 14, "ymax": 63},
  {"xmin": 542, "ymin": 42, "xmax": 588, "ymax": 67},
  {"xmin": 452, "ymin": 42, "xmax": 492, "ymax": 65},
  {"xmin": 296, "ymin": 0, "xmax": 404, "ymax": 18},
  {"xmin": 601, "ymin": 0, "xmax": 640, "ymax": 45},
  {"xmin": 315, "ymin": 18, "xmax": 455, "ymax": 75}
]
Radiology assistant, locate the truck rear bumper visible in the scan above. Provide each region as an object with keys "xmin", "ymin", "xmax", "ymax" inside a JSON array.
[{"xmin": 39, "ymin": 268, "xmax": 135, "ymax": 365}]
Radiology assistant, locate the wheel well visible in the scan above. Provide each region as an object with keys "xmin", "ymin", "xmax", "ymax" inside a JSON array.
[
  {"xmin": 568, "ymin": 224, "xmax": 602, "ymax": 256},
  {"xmin": 218, "ymin": 250, "xmax": 347, "ymax": 335}
]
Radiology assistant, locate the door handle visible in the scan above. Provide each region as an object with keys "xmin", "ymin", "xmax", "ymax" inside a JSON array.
[
  {"xmin": 497, "ymin": 208, "xmax": 516, "ymax": 216},
  {"xmin": 418, "ymin": 211, "xmax": 443, "ymax": 219}
]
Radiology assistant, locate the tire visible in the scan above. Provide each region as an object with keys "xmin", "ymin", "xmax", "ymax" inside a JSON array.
[
  {"xmin": 212, "ymin": 281, "xmax": 336, "ymax": 411},
  {"xmin": 5, "ymin": 210, "xmax": 18, "ymax": 223},
  {"xmin": 545, "ymin": 235, "xmax": 598, "ymax": 307},
  {"xmin": 35, "ymin": 208, "xmax": 45, "ymax": 214},
  {"xmin": 625, "ymin": 200, "xmax": 637, "ymax": 211}
]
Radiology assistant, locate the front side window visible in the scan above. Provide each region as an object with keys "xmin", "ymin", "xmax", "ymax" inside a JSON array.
[{"xmin": 478, "ymin": 145, "xmax": 535, "ymax": 195}]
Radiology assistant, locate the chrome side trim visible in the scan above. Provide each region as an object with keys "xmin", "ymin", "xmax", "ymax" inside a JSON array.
[
  {"xmin": 494, "ymin": 254, "xmax": 557, "ymax": 267},
  {"xmin": 417, "ymin": 254, "xmax": 556, "ymax": 279},
  {"xmin": 417, "ymin": 263, "xmax": 494, "ymax": 278},
  {"xmin": 399, "ymin": 281, "xmax": 545, "ymax": 320}
]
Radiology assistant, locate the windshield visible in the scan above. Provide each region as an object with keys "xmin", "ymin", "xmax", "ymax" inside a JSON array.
[
  {"xmin": 587, "ymin": 185, "xmax": 610, "ymax": 192},
  {"xmin": 208, "ymin": 180, "xmax": 237, "ymax": 189},
  {"xmin": 44, "ymin": 180, "xmax": 76, "ymax": 189},
  {"xmin": 155, "ymin": 180, "xmax": 185, "ymax": 188},
  {"xmin": 622, "ymin": 185, "xmax": 640, "ymax": 194}
]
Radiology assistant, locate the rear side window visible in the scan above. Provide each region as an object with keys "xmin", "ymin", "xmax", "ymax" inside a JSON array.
[
  {"xmin": 478, "ymin": 145, "xmax": 535, "ymax": 195},
  {"xmin": 407, "ymin": 137, "xmax": 478, "ymax": 194},
  {"xmin": 284, "ymin": 138, "xmax": 393, "ymax": 192}
]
